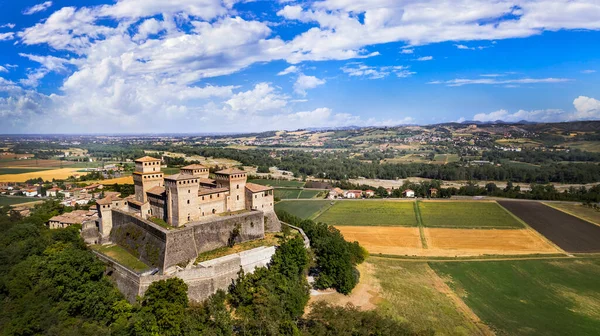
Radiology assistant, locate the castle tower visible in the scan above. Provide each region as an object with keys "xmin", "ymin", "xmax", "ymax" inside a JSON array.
[
  {"xmin": 165, "ymin": 174, "xmax": 199, "ymax": 227},
  {"xmin": 180, "ymin": 164, "xmax": 210, "ymax": 178},
  {"xmin": 132, "ymin": 156, "xmax": 163, "ymax": 203},
  {"xmin": 215, "ymin": 168, "xmax": 247, "ymax": 212}
]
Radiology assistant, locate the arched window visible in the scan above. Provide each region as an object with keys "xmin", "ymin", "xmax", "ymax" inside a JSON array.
[{"xmin": 212, "ymin": 209, "xmax": 216, "ymax": 214}]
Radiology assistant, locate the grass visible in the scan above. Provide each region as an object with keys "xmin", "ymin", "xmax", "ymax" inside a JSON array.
[
  {"xmin": 546, "ymin": 202, "xmax": 600, "ymax": 226},
  {"xmin": 274, "ymin": 188, "xmax": 303, "ymax": 199},
  {"xmin": 419, "ymin": 202, "xmax": 524, "ymax": 229},
  {"xmin": 0, "ymin": 167, "xmax": 52, "ymax": 174},
  {"xmin": 315, "ymin": 201, "xmax": 417, "ymax": 227},
  {"xmin": 249, "ymin": 179, "xmax": 305, "ymax": 188},
  {"xmin": 297, "ymin": 189, "xmax": 325, "ymax": 199},
  {"xmin": 162, "ymin": 167, "xmax": 181, "ymax": 175},
  {"xmin": 371, "ymin": 258, "xmax": 482, "ymax": 335},
  {"xmin": 0, "ymin": 196, "xmax": 40, "ymax": 206},
  {"xmin": 148, "ymin": 216, "xmax": 171, "ymax": 229},
  {"xmin": 275, "ymin": 200, "xmax": 332, "ymax": 219},
  {"xmin": 431, "ymin": 257, "xmax": 600, "ymax": 336},
  {"xmin": 91, "ymin": 244, "xmax": 151, "ymax": 272},
  {"xmin": 196, "ymin": 232, "xmax": 284, "ymax": 263}
]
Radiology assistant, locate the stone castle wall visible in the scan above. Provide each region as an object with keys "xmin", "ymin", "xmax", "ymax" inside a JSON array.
[
  {"xmin": 95, "ymin": 246, "xmax": 277, "ymax": 303},
  {"xmin": 110, "ymin": 209, "xmax": 266, "ymax": 270}
]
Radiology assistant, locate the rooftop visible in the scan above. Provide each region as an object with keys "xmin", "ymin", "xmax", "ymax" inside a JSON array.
[
  {"xmin": 164, "ymin": 173, "xmax": 198, "ymax": 181},
  {"xmin": 146, "ymin": 186, "xmax": 166, "ymax": 196},
  {"xmin": 135, "ymin": 156, "xmax": 161, "ymax": 163},
  {"xmin": 182, "ymin": 164, "xmax": 208, "ymax": 170},
  {"xmin": 198, "ymin": 187, "xmax": 229, "ymax": 196},
  {"xmin": 245, "ymin": 182, "xmax": 273, "ymax": 193},
  {"xmin": 97, "ymin": 195, "xmax": 122, "ymax": 205},
  {"xmin": 215, "ymin": 167, "xmax": 246, "ymax": 175}
]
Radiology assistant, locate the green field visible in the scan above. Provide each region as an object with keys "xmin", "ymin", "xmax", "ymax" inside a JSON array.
[
  {"xmin": 250, "ymin": 179, "xmax": 305, "ymax": 188},
  {"xmin": 275, "ymin": 200, "xmax": 331, "ymax": 219},
  {"xmin": 0, "ymin": 167, "xmax": 52, "ymax": 175},
  {"xmin": 432, "ymin": 154, "xmax": 460, "ymax": 164},
  {"xmin": 315, "ymin": 201, "xmax": 417, "ymax": 226},
  {"xmin": 298, "ymin": 189, "xmax": 325, "ymax": 199},
  {"xmin": 0, "ymin": 197, "xmax": 40, "ymax": 206},
  {"xmin": 419, "ymin": 201, "xmax": 524, "ymax": 229},
  {"xmin": 162, "ymin": 167, "xmax": 181, "ymax": 175},
  {"xmin": 371, "ymin": 258, "xmax": 482, "ymax": 335},
  {"xmin": 274, "ymin": 188, "xmax": 302, "ymax": 199},
  {"xmin": 431, "ymin": 258, "xmax": 600, "ymax": 336}
]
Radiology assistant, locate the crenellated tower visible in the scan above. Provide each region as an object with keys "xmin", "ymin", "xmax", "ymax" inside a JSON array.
[
  {"xmin": 215, "ymin": 168, "xmax": 247, "ymax": 212},
  {"xmin": 132, "ymin": 156, "xmax": 163, "ymax": 203},
  {"xmin": 165, "ymin": 174, "xmax": 199, "ymax": 227}
]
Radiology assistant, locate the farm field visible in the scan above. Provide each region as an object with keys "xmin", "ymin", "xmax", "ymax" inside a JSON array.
[
  {"xmin": 297, "ymin": 189, "xmax": 325, "ymax": 199},
  {"xmin": 432, "ymin": 153, "xmax": 460, "ymax": 164},
  {"xmin": 315, "ymin": 201, "xmax": 417, "ymax": 227},
  {"xmin": 274, "ymin": 188, "xmax": 302, "ymax": 199},
  {"xmin": 274, "ymin": 200, "xmax": 331, "ymax": 219},
  {"xmin": 0, "ymin": 167, "xmax": 52, "ymax": 175},
  {"xmin": 0, "ymin": 168, "xmax": 85, "ymax": 183},
  {"xmin": 499, "ymin": 201, "xmax": 600, "ymax": 253},
  {"xmin": 249, "ymin": 179, "xmax": 305, "ymax": 188},
  {"xmin": 372, "ymin": 258, "xmax": 487, "ymax": 335},
  {"xmin": 0, "ymin": 197, "xmax": 41, "ymax": 206},
  {"xmin": 337, "ymin": 226, "xmax": 422, "ymax": 255},
  {"xmin": 98, "ymin": 176, "xmax": 134, "ymax": 184},
  {"xmin": 419, "ymin": 201, "xmax": 524, "ymax": 229},
  {"xmin": 546, "ymin": 202, "xmax": 600, "ymax": 226},
  {"xmin": 424, "ymin": 228, "xmax": 559, "ymax": 256},
  {"xmin": 431, "ymin": 257, "xmax": 600, "ymax": 336}
]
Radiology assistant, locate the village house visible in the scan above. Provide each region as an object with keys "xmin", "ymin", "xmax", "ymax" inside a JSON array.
[
  {"xmin": 48, "ymin": 209, "xmax": 98, "ymax": 229},
  {"xmin": 345, "ymin": 190, "xmax": 363, "ymax": 199},
  {"xmin": 403, "ymin": 189, "xmax": 415, "ymax": 198},
  {"xmin": 46, "ymin": 187, "xmax": 62, "ymax": 197},
  {"xmin": 429, "ymin": 188, "xmax": 438, "ymax": 197},
  {"xmin": 328, "ymin": 187, "xmax": 344, "ymax": 199},
  {"xmin": 364, "ymin": 189, "xmax": 375, "ymax": 198},
  {"xmin": 24, "ymin": 189, "xmax": 38, "ymax": 197}
]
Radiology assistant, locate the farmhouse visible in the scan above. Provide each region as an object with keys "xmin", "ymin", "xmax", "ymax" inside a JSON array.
[
  {"xmin": 345, "ymin": 190, "xmax": 363, "ymax": 199},
  {"xmin": 365, "ymin": 189, "xmax": 375, "ymax": 197},
  {"xmin": 403, "ymin": 189, "xmax": 415, "ymax": 198},
  {"xmin": 46, "ymin": 187, "xmax": 62, "ymax": 197}
]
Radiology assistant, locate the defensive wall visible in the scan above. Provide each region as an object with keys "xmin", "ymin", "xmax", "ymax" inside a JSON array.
[
  {"xmin": 94, "ymin": 245, "xmax": 277, "ymax": 303},
  {"xmin": 110, "ymin": 209, "xmax": 265, "ymax": 270}
]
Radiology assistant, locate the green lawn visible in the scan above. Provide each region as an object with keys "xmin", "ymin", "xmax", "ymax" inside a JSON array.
[
  {"xmin": 275, "ymin": 200, "xmax": 332, "ymax": 219},
  {"xmin": 249, "ymin": 179, "xmax": 305, "ymax": 188},
  {"xmin": 371, "ymin": 258, "xmax": 482, "ymax": 335},
  {"xmin": 431, "ymin": 258, "xmax": 600, "ymax": 336},
  {"xmin": 274, "ymin": 188, "xmax": 303, "ymax": 199},
  {"xmin": 91, "ymin": 244, "xmax": 150, "ymax": 272},
  {"xmin": 418, "ymin": 201, "xmax": 524, "ymax": 229},
  {"xmin": 315, "ymin": 201, "xmax": 417, "ymax": 226},
  {"xmin": 0, "ymin": 197, "xmax": 40, "ymax": 206},
  {"xmin": 0, "ymin": 167, "xmax": 52, "ymax": 175}
]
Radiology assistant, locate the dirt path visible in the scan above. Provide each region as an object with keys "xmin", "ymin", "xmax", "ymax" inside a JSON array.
[{"xmin": 424, "ymin": 264, "xmax": 495, "ymax": 336}]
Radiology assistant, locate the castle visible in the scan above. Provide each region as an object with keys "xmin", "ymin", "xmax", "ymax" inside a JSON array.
[{"xmin": 95, "ymin": 156, "xmax": 278, "ymax": 242}]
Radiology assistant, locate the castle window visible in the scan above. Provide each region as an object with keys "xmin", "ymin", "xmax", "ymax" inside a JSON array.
[
  {"xmin": 237, "ymin": 184, "xmax": 239, "ymax": 189},
  {"xmin": 188, "ymin": 190, "xmax": 190, "ymax": 194},
  {"xmin": 187, "ymin": 200, "xmax": 190, "ymax": 204},
  {"xmin": 255, "ymin": 195, "xmax": 257, "ymax": 199},
  {"xmin": 188, "ymin": 215, "xmax": 190, "ymax": 221},
  {"xmin": 237, "ymin": 195, "xmax": 239, "ymax": 201},
  {"xmin": 210, "ymin": 195, "xmax": 213, "ymax": 199},
  {"xmin": 212, "ymin": 209, "xmax": 216, "ymax": 214},
  {"xmin": 153, "ymin": 168, "xmax": 155, "ymax": 172},
  {"xmin": 202, "ymin": 196, "xmax": 205, "ymax": 200}
]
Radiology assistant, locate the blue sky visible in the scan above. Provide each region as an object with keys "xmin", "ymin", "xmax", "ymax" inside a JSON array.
[{"xmin": 0, "ymin": 0, "xmax": 599, "ymax": 133}]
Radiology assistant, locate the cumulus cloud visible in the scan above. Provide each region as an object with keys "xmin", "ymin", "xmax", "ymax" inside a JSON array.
[
  {"xmin": 0, "ymin": 23, "xmax": 15, "ymax": 29},
  {"xmin": 400, "ymin": 48, "xmax": 414, "ymax": 54},
  {"xmin": 0, "ymin": 66, "xmax": 7, "ymax": 73},
  {"xmin": 341, "ymin": 63, "xmax": 414, "ymax": 79},
  {"xmin": 23, "ymin": 1, "xmax": 53, "ymax": 15},
  {"xmin": 0, "ymin": 32, "xmax": 14, "ymax": 41},
  {"xmin": 225, "ymin": 83, "xmax": 288, "ymax": 113},
  {"xmin": 294, "ymin": 74, "xmax": 326, "ymax": 95},
  {"xmin": 472, "ymin": 96, "xmax": 600, "ymax": 123}
]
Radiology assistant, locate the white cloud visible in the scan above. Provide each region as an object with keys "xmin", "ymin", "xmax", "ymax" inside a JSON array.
[
  {"xmin": 0, "ymin": 23, "xmax": 15, "ymax": 29},
  {"xmin": 225, "ymin": 83, "xmax": 288, "ymax": 113},
  {"xmin": 581, "ymin": 69, "xmax": 596, "ymax": 74},
  {"xmin": 472, "ymin": 96, "xmax": 600, "ymax": 123},
  {"xmin": 294, "ymin": 74, "xmax": 325, "ymax": 95},
  {"xmin": 277, "ymin": 65, "xmax": 299, "ymax": 76},
  {"xmin": 573, "ymin": 96, "xmax": 600, "ymax": 119},
  {"xmin": 416, "ymin": 56, "xmax": 433, "ymax": 61},
  {"xmin": 0, "ymin": 32, "xmax": 14, "ymax": 41},
  {"xmin": 341, "ymin": 63, "xmax": 414, "ymax": 79},
  {"xmin": 429, "ymin": 77, "xmax": 571, "ymax": 87},
  {"xmin": 400, "ymin": 48, "xmax": 414, "ymax": 54},
  {"xmin": 0, "ymin": 66, "xmax": 7, "ymax": 73},
  {"xmin": 23, "ymin": 1, "xmax": 53, "ymax": 15}
]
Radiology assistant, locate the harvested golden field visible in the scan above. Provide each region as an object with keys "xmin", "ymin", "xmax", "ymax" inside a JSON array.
[
  {"xmin": 425, "ymin": 228, "xmax": 560, "ymax": 256},
  {"xmin": 0, "ymin": 168, "xmax": 85, "ymax": 182},
  {"xmin": 336, "ymin": 226, "xmax": 422, "ymax": 255},
  {"xmin": 96, "ymin": 176, "xmax": 134, "ymax": 184},
  {"xmin": 0, "ymin": 159, "xmax": 72, "ymax": 168}
]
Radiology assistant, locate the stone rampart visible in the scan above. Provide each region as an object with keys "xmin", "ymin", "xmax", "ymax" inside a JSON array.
[{"xmin": 190, "ymin": 211, "xmax": 265, "ymax": 254}]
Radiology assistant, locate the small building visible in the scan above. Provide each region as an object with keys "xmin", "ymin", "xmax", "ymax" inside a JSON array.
[
  {"xmin": 24, "ymin": 189, "xmax": 38, "ymax": 197},
  {"xmin": 48, "ymin": 209, "xmax": 99, "ymax": 229},
  {"xmin": 403, "ymin": 189, "xmax": 415, "ymax": 198},
  {"xmin": 365, "ymin": 189, "xmax": 375, "ymax": 197},
  {"xmin": 345, "ymin": 190, "xmax": 363, "ymax": 199},
  {"xmin": 46, "ymin": 187, "xmax": 62, "ymax": 197},
  {"xmin": 429, "ymin": 188, "xmax": 438, "ymax": 197},
  {"xmin": 328, "ymin": 187, "xmax": 344, "ymax": 199}
]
